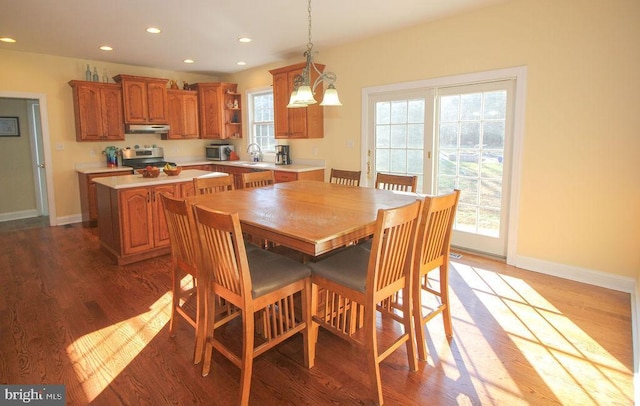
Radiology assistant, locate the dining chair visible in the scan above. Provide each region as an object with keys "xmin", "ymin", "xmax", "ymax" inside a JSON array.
[
  {"xmin": 159, "ymin": 193, "xmax": 204, "ymax": 364},
  {"xmin": 193, "ymin": 173, "xmax": 235, "ymax": 195},
  {"xmin": 307, "ymin": 199, "xmax": 423, "ymax": 405},
  {"xmin": 375, "ymin": 172, "xmax": 418, "ymax": 193},
  {"xmin": 329, "ymin": 168, "xmax": 361, "ymax": 186},
  {"xmin": 193, "ymin": 205, "xmax": 312, "ymax": 406},
  {"xmin": 241, "ymin": 170, "xmax": 275, "ymax": 189},
  {"xmin": 412, "ymin": 189, "xmax": 460, "ymax": 360}
]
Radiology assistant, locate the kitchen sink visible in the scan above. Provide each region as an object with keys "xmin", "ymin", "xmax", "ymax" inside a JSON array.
[{"xmin": 241, "ymin": 162, "xmax": 270, "ymax": 167}]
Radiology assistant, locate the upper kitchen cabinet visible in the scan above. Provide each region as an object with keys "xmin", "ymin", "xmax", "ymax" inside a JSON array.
[
  {"xmin": 269, "ymin": 62, "xmax": 324, "ymax": 139},
  {"xmin": 113, "ymin": 74, "xmax": 169, "ymax": 124},
  {"xmin": 190, "ymin": 82, "xmax": 242, "ymax": 139},
  {"xmin": 164, "ymin": 89, "xmax": 199, "ymax": 139},
  {"xmin": 69, "ymin": 80, "xmax": 125, "ymax": 141}
]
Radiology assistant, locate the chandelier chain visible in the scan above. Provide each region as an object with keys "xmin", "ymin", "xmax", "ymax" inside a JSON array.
[{"xmin": 307, "ymin": 0, "xmax": 313, "ymax": 51}]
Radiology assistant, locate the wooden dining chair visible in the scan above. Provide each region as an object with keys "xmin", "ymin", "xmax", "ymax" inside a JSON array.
[
  {"xmin": 330, "ymin": 168, "xmax": 361, "ymax": 186},
  {"xmin": 159, "ymin": 193, "xmax": 204, "ymax": 364},
  {"xmin": 375, "ymin": 172, "xmax": 418, "ymax": 193},
  {"xmin": 307, "ymin": 199, "xmax": 423, "ymax": 405},
  {"xmin": 193, "ymin": 205, "xmax": 312, "ymax": 406},
  {"xmin": 193, "ymin": 173, "xmax": 235, "ymax": 195},
  {"xmin": 412, "ymin": 189, "xmax": 460, "ymax": 360},
  {"xmin": 241, "ymin": 170, "xmax": 274, "ymax": 189}
]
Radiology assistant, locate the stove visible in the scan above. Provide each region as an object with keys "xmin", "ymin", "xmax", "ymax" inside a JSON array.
[{"xmin": 120, "ymin": 147, "xmax": 176, "ymax": 169}]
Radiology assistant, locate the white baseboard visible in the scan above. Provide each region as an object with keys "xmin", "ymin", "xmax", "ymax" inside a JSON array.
[
  {"xmin": 0, "ymin": 209, "xmax": 39, "ymax": 222},
  {"xmin": 513, "ymin": 254, "xmax": 635, "ymax": 293},
  {"xmin": 55, "ymin": 214, "xmax": 83, "ymax": 226}
]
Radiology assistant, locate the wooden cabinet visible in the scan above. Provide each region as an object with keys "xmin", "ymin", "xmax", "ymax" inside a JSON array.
[
  {"xmin": 114, "ymin": 74, "xmax": 169, "ymax": 124},
  {"xmin": 69, "ymin": 81, "xmax": 125, "ymax": 141},
  {"xmin": 178, "ymin": 164, "xmax": 216, "ymax": 196},
  {"xmin": 274, "ymin": 169, "xmax": 324, "ymax": 183},
  {"xmin": 78, "ymin": 170, "xmax": 133, "ymax": 224},
  {"xmin": 190, "ymin": 82, "xmax": 242, "ymax": 139},
  {"xmin": 216, "ymin": 165, "xmax": 252, "ymax": 189},
  {"xmin": 120, "ymin": 184, "xmax": 176, "ymax": 255},
  {"xmin": 165, "ymin": 89, "xmax": 199, "ymax": 139},
  {"xmin": 269, "ymin": 62, "xmax": 324, "ymax": 139},
  {"xmin": 96, "ymin": 181, "xmax": 186, "ymax": 264}
]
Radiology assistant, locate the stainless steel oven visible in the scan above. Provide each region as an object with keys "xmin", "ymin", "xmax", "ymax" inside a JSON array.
[{"xmin": 206, "ymin": 144, "xmax": 234, "ymax": 161}]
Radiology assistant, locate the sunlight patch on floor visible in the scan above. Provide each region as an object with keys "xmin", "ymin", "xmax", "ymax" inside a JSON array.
[
  {"xmin": 65, "ymin": 275, "xmax": 194, "ymax": 403},
  {"xmin": 451, "ymin": 262, "xmax": 633, "ymax": 405}
]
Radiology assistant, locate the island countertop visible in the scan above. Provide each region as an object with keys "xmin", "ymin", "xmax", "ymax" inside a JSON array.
[{"xmin": 92, "ymin": 169, "xmax": 226, "ymax": 189}]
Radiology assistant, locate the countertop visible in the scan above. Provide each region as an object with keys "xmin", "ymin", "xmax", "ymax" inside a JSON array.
[
  {"xmin": 75, "ymin": 158, "xmax": 325, "ymax": 175},
  {"xmin": 92, "ymin": 170, "xmax": 226, "ymax": 189}
]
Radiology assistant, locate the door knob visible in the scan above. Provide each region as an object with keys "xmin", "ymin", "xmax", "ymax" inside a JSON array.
[{"xmin": 38, "ymin": 163, "xmax": 45, "ymax": 168}]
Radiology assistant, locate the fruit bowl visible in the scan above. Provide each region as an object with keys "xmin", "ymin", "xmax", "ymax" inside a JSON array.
[
  {"xmin": 163, "ymin": 167, "xmax": 182, "ymax": 176},
  {"xmin": 137, "ymin": 167, "xmax": 160, "ymax": 178}
]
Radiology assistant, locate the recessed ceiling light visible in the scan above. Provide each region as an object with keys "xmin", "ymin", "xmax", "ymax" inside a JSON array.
[
  {"xmin": 0, "ymin": 37, "xmax": 16, "ymax": 43},
  {"xmin": 238, "ymin": 37, "xmax": 252, "ymax": 43},
  {"xmin": 146, "ymin": 27, "xmax": 161, "ymax": 34},
  {"xmin": 183, "ymin": 59, "xmax": 194, "ymax": 64},
  {"xmin": 236, "ymin": 61, "xmax": 247, "ymax": 66},
  {"xmin": 99, "ymin": 45, "xmax": 113, "ymax": 51}
]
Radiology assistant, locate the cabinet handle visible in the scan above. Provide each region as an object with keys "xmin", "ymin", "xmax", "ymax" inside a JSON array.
[{"xmin": 147, "ymin": 191, "xmax": 151, "ymax": 203}]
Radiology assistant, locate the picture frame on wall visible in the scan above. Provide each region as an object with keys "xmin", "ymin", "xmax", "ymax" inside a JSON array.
[{"xmin": 0, "ymin": 117, "xmax": 20, "ymax": 137}]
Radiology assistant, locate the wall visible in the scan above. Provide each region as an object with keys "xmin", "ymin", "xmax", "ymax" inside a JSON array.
[
  {"xmin": 0, "ymin": 98, "xmax": 36, "ymax": 215},
  {"xmin": 0, "ymin": 50, "xmax": 220, "ymax": 223},
  {"xmin": 225, "ymin": 0, "xmax": 640, "ymax": 281}
]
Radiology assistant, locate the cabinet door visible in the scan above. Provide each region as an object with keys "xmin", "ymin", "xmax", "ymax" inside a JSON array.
[
  {"xmin": 147, "ymin": 81, "xmax": 169, "ymax": 123},
  {"xmin": 152, "ymin": 184, "xmax": 177, "ymax": 248},
  {"xmin": 100, "ymin": 86, "xmax": 125, "ymax": 140},
  {"xmin": 120, "ymin": 188, "xmax": 153, "ymax": 254},
  {"xmin": 272, "ymin": 72, "xmax": 292, "ymax": 138},
  {"xmin": 167, "ymin": 91, "xmax": 185, "ymax": 138},
  {"xmin": 183, "ymin": 92, "xmax": 199, "ymax": 138},
  {"xmin": 122, "ymin": 80, "xmax": 148, "ymax": 123},
  {"xmin": 75, "ymin": 85, "xmax": 104, "ymax": 141},
  {"xmin": 199, "ymin": 85, "xmax": 223, "ymax": 139}
]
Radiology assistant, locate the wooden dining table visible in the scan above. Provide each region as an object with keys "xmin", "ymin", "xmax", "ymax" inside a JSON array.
[{"xmin": 187, "ymin": 180, "xmax": 422, "ymax": 257}]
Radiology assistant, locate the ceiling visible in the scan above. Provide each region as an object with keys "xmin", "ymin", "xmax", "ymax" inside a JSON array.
[{"xmin": 1, "ymin": 0, "xmax": 507, "ymax": 76}]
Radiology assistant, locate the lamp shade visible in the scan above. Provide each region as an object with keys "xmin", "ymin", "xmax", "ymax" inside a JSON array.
[
  {"xmin": 320, "ymin": 86, "xmax": 342, "ymax": 106},
  {"xmin": 294, "ymin": 85, "xmax": 317, "ymax": 105},
  {"xmin": 286, "ymin": 90, "xmax": 304, "ymax": 108}
]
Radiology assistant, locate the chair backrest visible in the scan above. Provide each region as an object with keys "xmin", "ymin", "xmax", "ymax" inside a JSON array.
[
  {"xmin": 241, "ymin": 170, "xmax": 275, "ymax": 189},
  {"xmin": 415, "ymin": 190, "xmax": 460, "ymax": 273},
  {"xmin": 160, "ymin": 193, "xmax": 199, "ymax": 275},
  {"xmin": 375, "ymin": 173, "xmax": 418, "ymax": 193},
  {"xmin": 367, "ymin": 199, "xmax": 423, "ymax": 301},
  {"xmin": 193, "ymin": 174, "xmax": 235, "ymax": 195},
  {"xmin": 330, "ymin": 168, "xmax": 361, "ymax": 186},
  {"xmin": 193, "ymin": 205, "xmax": 251, "ymax": 306}
]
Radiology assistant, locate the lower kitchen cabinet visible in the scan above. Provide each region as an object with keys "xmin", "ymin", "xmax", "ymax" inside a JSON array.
[
  {"xmin": 274, "ymin": 169, "xmax": 324, "ymax": 183},
  {"xmin": 78, "ymin": 170, "xmax": 133, "ymax": 224},
  {"xmin": 96, "ymin": 182, "xmax": 180, "ymax": 264}
]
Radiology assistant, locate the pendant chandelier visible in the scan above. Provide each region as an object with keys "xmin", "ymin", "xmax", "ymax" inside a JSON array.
[{"xmin": 287, "ymin": 0, "xmax": 342, "ymax": 108}]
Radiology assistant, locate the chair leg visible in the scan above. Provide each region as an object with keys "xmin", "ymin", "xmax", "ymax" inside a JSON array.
[
  {"xmin": 193, "ymin": 279, "xmax": 205, "ymax": 364},
  {"xmin": 413, "ymin": 272, "xmax": 428, "ymax": 361},
  {"xmin": 402, "ymin": 287, "xmax": 418, "ymax": 372},
  {"xmin": 302, "ymin": 278, "xmax": 314, "ymax": 368},
  {"xmin": 364, "ymin": 306, "xmax": 384, "ymax": 405},
  {"xmin": 201, "ymin": 291, "xmax": 216, "ymax": 377},
  {"xmin": 440, "ymin": 263, "xmax": 453, "ymax": 337},
  {"xmin": 308, "ymin": 283, "xmax": 320, "ymax": 368},
  {"xmin": 239, "ymin": 311, "xmax": 255, "ymax": 406}
]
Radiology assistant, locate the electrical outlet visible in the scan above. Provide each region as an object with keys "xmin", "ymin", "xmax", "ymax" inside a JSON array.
[
  {"xmin": 89, "ymin": 149, "xmax": 96, "ymax": 158},
  {"xmin": 55, "ymin": 143, "xmax": 64, "ymax": 151},
  {"xmin": 346, "ymin": 139, "xmax": 355, "ymax": 149},
  {"xmin": 312, "ymin": 147, "xmax": 318, "ymax": 156}
]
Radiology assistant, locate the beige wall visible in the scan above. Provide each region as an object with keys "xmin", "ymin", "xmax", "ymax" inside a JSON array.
[
  {"xmin": 0, "ymin": 0, "xmax": 637, "ymax": 281},
  {"xmin": 0, "ymin": 98, "xmax": 36, "ymax": 214},
  {"xmin": 226, "ymin": 0, "xmax": 640, "ymax": 280}
]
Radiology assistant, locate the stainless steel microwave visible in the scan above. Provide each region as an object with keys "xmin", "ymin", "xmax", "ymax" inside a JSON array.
[{"xmin": 206, "ymin": 144, "xmax": 234, "ymax": 161}]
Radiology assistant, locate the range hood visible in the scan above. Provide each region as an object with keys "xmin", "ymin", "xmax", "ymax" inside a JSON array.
[{"xmin": 125, "ymin": 124, "xmax": 170, "ymax": 134}]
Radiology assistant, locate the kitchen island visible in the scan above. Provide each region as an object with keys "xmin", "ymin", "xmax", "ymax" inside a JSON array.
[{"xmin": 94, "ymin": 169, "xmax": 226, "ymax": 265}]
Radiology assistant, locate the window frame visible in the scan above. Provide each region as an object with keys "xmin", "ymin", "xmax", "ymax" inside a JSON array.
[{"xmin": 247, "ymin": 87, "xmax": 275, "ymax": 155}]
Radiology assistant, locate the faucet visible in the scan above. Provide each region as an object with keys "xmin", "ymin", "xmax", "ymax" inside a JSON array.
[{"xmin": 246, "ymin": 143, "xmax": 262, "ymax": 162}]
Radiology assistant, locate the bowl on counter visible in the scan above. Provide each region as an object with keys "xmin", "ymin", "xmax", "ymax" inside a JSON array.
[
  {"xmin": 137, "ymin": 167, "xmax": 161, "ymax": 178},
  {"xmin": 163, "ymin": 167, "xmax": 182, "ymax": 176}
]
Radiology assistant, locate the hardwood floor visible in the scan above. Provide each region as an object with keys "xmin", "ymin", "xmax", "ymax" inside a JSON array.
[{"xmin": 0, "ymin": 219, "xmax": 633, "ymax": 405}]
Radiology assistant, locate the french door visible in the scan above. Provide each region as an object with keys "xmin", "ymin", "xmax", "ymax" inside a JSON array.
[{"xmin": 367, "ymin": 80, "xmax": 515, "ymax": 257}]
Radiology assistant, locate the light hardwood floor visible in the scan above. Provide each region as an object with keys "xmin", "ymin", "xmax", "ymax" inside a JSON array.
[{"xmin": 0, "ymin": 219, "xmax": 633, "ymax": 405}]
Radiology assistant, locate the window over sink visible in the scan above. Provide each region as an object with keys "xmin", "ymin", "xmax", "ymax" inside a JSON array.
[{"xmin": 248, "ymin": 88, "xmax": 276, "ymax": 153}]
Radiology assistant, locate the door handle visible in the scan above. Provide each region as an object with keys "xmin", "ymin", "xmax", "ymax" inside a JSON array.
[{"xmin": 38, "ymin": 163, "xmax": 45, "ymax": 168}]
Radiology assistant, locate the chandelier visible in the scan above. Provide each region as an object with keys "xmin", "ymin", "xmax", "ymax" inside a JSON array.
[{"xmin": 287, "ymin": 0, "xmax": 342, "ymax": 108}]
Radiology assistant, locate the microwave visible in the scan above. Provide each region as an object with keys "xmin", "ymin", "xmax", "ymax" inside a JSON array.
[{"xmin": 206, "ymin": 144, "xmax": 234, "ymax": 161}]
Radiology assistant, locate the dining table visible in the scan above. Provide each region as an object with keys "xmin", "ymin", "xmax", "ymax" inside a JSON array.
[{"xmin": 187, "ymin": 180, "xmax": 423, "ymax": 257}]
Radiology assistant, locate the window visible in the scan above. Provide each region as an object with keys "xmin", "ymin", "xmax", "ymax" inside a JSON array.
[{"xmin": 248, "ymin": 88, "xmax": 275, "ymax": 152}]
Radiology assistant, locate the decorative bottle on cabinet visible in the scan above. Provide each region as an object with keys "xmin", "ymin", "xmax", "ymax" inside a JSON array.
[
  {"xmin": 85, "ymin": 64, "xmax": 92, "ymax": 81},
  {"xmin": 92, "ymin": 67, "xmax": 99, "ymax": 82}
]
